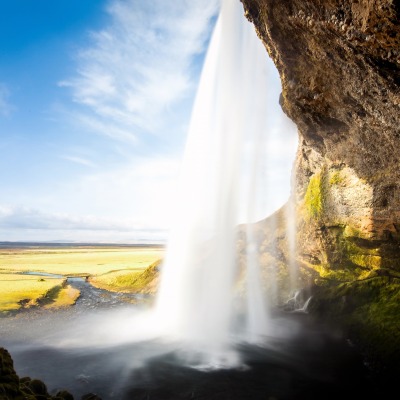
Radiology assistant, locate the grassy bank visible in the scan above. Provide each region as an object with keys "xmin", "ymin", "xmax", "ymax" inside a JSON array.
[
  {"xmin": 0, "ymin": 273, "xmax": 72, "ymax": 313},
  {"xmin": 43, "ymin": 284, "xmax": 81, "ymax": 309},
  {"xmin": 90, "ymin": 259, "xmax": 161, "ymax": 294}
]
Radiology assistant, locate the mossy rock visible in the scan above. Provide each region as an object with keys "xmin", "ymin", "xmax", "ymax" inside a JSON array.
[
  {"xmin": 0, "ymin": 348, "xmax": 21, "ymax": 399},
  {"xmin": 55, "ymin": 390, "xmax": 74, "ymax": 400},
  {"xmin": 0, "ymin": 348, "xmax": 75, "ymax": 400},
  {"xmin": 309, "ymin": 276, "xmax": 400, "ymax": 381},
  {"xmin": 24, "ymin": 378, "xmax": 49, "ymax": 398}
]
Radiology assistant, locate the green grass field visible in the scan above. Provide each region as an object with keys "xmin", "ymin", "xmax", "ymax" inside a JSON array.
[
  {"xmin": 0, "ymin": 246, "xmax": 164, "ymax": 276},
  {"xmin": 0, "ymin": 245, "xmax": 164, "ymax": 313},
  {"xmin": 0, "ymin": 274, "xmax": 65, "ymax": 312}
]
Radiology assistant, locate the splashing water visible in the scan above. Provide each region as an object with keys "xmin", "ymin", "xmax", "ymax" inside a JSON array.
[{"xmin": 154, "ymin": 0, "xmax": 285, "ymax": 366}]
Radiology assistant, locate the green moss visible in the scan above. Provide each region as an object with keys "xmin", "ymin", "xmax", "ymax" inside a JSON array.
[
  {"xmin": 301, "ymin": 223, "xmax": 385, "ymax": 283},
  {"xmin": 343, "ymin": 225, "xmax": 372, "ymax": 240},
  {"xmin": 329, "ymin": 170, "xmax": 344, "ymax": 185},
  {"xmin": 304, "ymin": 172, "xmax": 324, "ymax": 219},
  {"xmin": 341, "ymin": 236, "xmax": 380, "ymax": 256},
  {"xmin": 334, "ymin": 227, "xmax": 385, "ymax": 278},
  {"xmin": 316, "ymin": 224, "xmax": 384, "ymax": 280},
  {"xmin": 305, "ymin": 260, "xmax": 363, "ymax": 283},
  {"xmin": 310, "ymin": 277, "xmax": 400, "ymax": 374},
  {"xmin": 348, "ymin": 254, "xmax": 381, "ymax": 269}
]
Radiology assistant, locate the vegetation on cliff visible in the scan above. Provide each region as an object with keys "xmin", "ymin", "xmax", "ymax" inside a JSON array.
[{"xmin": 303, "ymin": 171, "xmax": 324, "ymax": 219}]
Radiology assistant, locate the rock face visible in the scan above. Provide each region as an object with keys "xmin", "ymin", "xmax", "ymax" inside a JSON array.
[{"xmin": 240, "ymin": 0, "xmax": 400, "ymax": 371}]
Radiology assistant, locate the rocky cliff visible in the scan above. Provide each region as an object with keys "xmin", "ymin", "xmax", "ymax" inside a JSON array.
[{"xmin": 240, "ymin": 0, "xmax": 400, "ymax": 373}]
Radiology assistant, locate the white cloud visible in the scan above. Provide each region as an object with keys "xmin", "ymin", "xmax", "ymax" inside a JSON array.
[
  {"xmin": 0, "ymin": 155, "xmax": 181, "ymax": 242},
  {"xmin": 65, "ymin": 156, "xmax": 182, "ymax": 229},
  {"xmin": 61, "ymin": 155, "xmax": 96, "ymax": 168},
  {"xmin": 0, "ymin": 205, "xmax": 130, "ymax": 231},
  {"xmin": 0, "ymin": 205, "xmax": 12, "ymax": 218},
  {"xmin": 0, "ymin": 83, "xmax": 13, "ymax": 116},
  {"xmin": 0, "ymin": 227, "xmax": 167, "ymax": 244},
  {"xmin": 75, "ymin": 113, "xmax": 139, "ymax": 144},
  {"xmin": 60, "ymin": 0, "xmax": 220, "ymax": 142},
  {"xmin": 0, "ymin": 204, "xmax": 168, "ymax": 242}
]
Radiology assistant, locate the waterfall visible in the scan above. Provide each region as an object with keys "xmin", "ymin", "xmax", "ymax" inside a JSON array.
[
  {"xmin": 154, "ymin": 0, "xmax": 296, "ymax": 367},
  {"xmin": 19, "ymin": 0, "xmax": 297, "ymax": 372}
]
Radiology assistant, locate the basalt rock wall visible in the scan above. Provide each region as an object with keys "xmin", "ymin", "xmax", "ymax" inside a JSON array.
[{"xmin": 240, "ymin": 0, "xmax": 400, "ymax": 370}]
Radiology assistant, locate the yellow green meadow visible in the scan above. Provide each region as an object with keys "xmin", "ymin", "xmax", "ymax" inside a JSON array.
[
  {"xmin": 90, "ymin": 259, "xmax": 161, "ymax": 294},
  {"xmin": 43, "ymin": 285, "xmax": 81, "ymax": 310},
  {"xmin": 0, "ymin": 245, "xmax": 164, "ymax": 314},
  {"xmin": 0, "ymin": 274, "xmax": 65, "ymax": 312}
]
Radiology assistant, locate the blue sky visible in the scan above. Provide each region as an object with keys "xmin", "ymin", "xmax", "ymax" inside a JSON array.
[{"xmin": 0, "ymin": 0, "xmax": 297, "ymax": 243}]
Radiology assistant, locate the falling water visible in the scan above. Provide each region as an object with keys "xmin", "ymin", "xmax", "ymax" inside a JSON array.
[
  {"xmin": 285, "ymin": 194, "xmax": 299, "ymax": 294},
  {"xmin": 154, "ymin": 0, "xmax": 278, "ymax": 365},
  {"xmin": 23, "ymin": 0, "xmax": 297, "ymax": 363}
]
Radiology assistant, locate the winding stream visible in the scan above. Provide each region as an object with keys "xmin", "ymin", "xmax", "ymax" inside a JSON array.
[{"xmin": 18, "ymin": 271, "xmax": 144, "ymax": 312}]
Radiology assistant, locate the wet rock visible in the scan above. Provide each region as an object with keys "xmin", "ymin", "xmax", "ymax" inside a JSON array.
[
  {"xmin": 27, "ymin": 379, "xmax": 49, "ymax": 396},
  {"xmin": 0, "ymin": 348, "xmax": 21, "ymax": 399},
  {"xmin": 81, "ymin": 394, "xmax": 102, "ymax": 400},
  {"xmin": 55, "ymin": 390, "xmax": 74, "ymax": 400},
  {"xmin": 0, "ymin": 347, "xmax": 75, "ymax": 400}
]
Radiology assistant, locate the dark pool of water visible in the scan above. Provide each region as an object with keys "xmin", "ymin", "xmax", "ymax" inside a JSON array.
[
  {"xmin": 0, "ymin": 308, "xmax": 390, "ymax": 400},
  {"xmin": 0, "ymin": 279, "xmax": 393, "ymax": 400}
]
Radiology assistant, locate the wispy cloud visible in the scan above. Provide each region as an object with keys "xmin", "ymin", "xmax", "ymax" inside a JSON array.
[
  {"xmin": 0, "ymin": 83, "xmax": 13, "ymax": 116},
  {"xmin": 60, "ymin": 0, "xmax": 219, "ymax": 142},
  {"xmin": 0, "ymin": 155, "xmax": 181, "ymax": 235},
  {"xmin": 0, "ymin": 205, "xmax": 145, "ymax": 231},
  {"xmin": 75, "ymin": 113, "xmax": 138, "ymax": 144},
  {"xmin": 61, "ymin": 155, "xmax": 96, "ymax": 168},
  {"xmin": 66, "ymin": 156, "xmax": 182, "ymax": 228}
]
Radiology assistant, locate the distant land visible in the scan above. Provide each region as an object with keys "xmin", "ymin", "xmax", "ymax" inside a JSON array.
[{"xmin": 0, "ymin": 241, "xmax": 165, "ymax": 249}]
